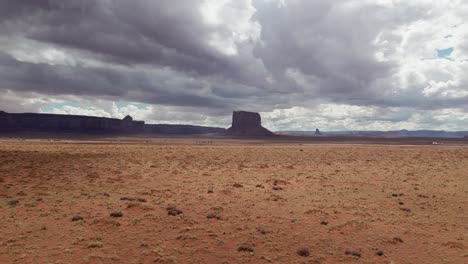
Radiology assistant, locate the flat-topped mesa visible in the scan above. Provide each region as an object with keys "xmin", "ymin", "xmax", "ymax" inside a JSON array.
[
  {"xmin": 0, "ymin": 111, "xmax": 145, "ymax": 133},
  {"xmin": 0, "ymin": 111, "xmax": 226, "ymax": 135},
  {"xmin": 226, "ymin": 111, "xmax": 274, "ymax": 136}
]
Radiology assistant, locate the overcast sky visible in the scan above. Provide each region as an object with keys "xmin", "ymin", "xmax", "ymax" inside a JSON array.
[{"xmin": 0, "ymin": 0, "xmax": 467, "ymax": 131}]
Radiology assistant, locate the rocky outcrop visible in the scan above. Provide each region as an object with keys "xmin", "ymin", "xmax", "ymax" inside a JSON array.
[
  {"xmin": 0, "ymin": 111, "xmax": 225, "ymax": 135},
  {"xmin": 145, "ymin": 124, "xmax": 225, "ymax": 135},
  {"xmin": 225, "ymin": 111, "xmax": 274, "ymax": 136},
  {"xmin": 0, "ymin": 111, "xmax": 144, "ymax": 133},
  {"xmin": 314, "ymin": 128, "xmax": 322, "ymax": 135}
]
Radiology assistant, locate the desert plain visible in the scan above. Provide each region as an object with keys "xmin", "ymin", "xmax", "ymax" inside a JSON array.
[{"xmin": 0, "ymin": 139, "xmax": 467, "ymax": 264}]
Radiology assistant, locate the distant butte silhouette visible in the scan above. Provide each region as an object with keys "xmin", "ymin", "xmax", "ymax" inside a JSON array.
[
  {"xmin": 225, "ymin": 111, "xmax": 274, "ymax": 136},
  {"xmin": 0, "ymin": 111, "xmax": 224, "ymax": 135},
  {"xmin": 314, "ymin": 128, "xmax": 322, "ymax": 135}
]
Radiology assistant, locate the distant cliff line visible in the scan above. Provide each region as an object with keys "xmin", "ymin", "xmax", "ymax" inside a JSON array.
[
  {"xmin": 0, "ymin": 111, "xmax": 225, "ymax": 135},
  {"xmin": 279, "ymin": 129, "xmax": 468, "ymax": 139}
]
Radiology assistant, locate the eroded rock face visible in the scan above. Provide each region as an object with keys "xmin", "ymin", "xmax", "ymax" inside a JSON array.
[
  {"xmin": 0, "ymin": 112, "xmax": 144, "ymax": 133},
  {"xmin": 231, "ymin": 111, "xmax": 261, "ymax": 130},
  {"xmin": 226, "ymin": 111, "xmax": 274, "ymax": 136},
  {"xmin": 0, "ymin": 111, "xmax": 226, "ymax": 135}
]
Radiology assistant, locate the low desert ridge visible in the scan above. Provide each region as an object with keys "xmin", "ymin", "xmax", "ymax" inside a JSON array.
[{"xmin": 0, "ymin": 139, "xmax": 467, "ymax": 263}]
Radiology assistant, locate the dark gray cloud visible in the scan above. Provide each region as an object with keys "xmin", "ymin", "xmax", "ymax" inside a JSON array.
[
  {"xmin": 0, "ymin": 0, "xmax": 467, "ymax": 129},
  {"xmin": 0, "ymin": 52, "xmax": 234, "ymax": 109}
]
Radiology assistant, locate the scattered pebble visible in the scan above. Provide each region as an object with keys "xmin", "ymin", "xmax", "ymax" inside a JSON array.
[
  {"xmin": 8, "ymin": 200, "xmax": 19, "ymax": 206},
  {"xmin": 376, "ymin": 251, "xmax": 384, "ymax": 256},
  {"xmin": 399, "ymin": 207, "xmax": 412, "ymax": 212},
  {"xmin": 238, "ymin": 244, "xmax": 254, "ymax": 252},
  {"xmin": 110, "ymin": 211, "xmax": 123, "ymax": 217},
  {"xmin": 345, "ymin": 250, "xmax": 361, "ymax": 258},
  {"xmin": 320, "ymin": 220, "xmax": 329, "ymax": 225},
  {"xmin": 272, "ymin": 186, "xmax": 283, "ymax": 191},
  {"xmin": 207, "ymin": 213, "xmax": 221, "ymax": 219},
  {"xmin": 168, "ymin": 209, "xmax": 182, "ymax": 216},
  {"xmin": 71, "ymin": 215, "xmax": 84, "ymax": 221},
  {"xmin": 296, "ymin": 248, "xmax": 310, "ymax": 257},
  {"xmin": 233, "ymin": 183, "xmax": 243, "ymax": 188},
  {"xmin": 393, "ymin": 237, "xmax": 404, "ymax": 243},
  {"xmin": 166, "ymin": 205, "xmax": 183, "ymax": 216}
]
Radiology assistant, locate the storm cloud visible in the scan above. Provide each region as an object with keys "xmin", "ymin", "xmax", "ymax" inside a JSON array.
[{"xmin": 0, "ymin": 0, "xmax": 467, "ymax": 130}]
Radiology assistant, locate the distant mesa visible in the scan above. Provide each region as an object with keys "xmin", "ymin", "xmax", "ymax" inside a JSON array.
[
  {"xmin": 225, "ymin": 111, "xmax": 274, "ymax": 136},
  {"xmin": 0, "ymin": 111, "xmax": 145, "ymax": 133},
  {"xmin": 314, "ymin": 128, "xmax": 322, "ymax": 135},
  {"xmin": 0, "ymin": 111, "xmax": 225, "ymax": 135}
]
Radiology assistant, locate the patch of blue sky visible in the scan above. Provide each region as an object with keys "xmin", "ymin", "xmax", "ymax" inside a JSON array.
[
  {"xmin": 437, "ymin": 47, "xmax": 453, "ymax": 59},
  {"xmin": 42, "ymin": 101, "xmax": 81, "ymax": 112}
]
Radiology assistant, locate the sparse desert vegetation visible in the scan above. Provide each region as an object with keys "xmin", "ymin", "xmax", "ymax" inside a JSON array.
[{"xmin": 0, "ymin": 139, "xmax": 467, "ymax": 263}]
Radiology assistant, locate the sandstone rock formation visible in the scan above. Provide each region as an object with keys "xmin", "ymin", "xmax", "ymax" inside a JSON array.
[
  {"xmin": 145, "ymin": 124, "xmax": 225, "ymax": 135},
  {"xmin": 0, "ymin": 111, "xmax": 225, "ymax": 135},
  {"xmin": 314, "ymin": 128, "xmax": 322, "ymax": 135},
  {"xmin": 225, "ymin": 111, "xmax": 274, "ymax": 136},
  {"xmin": 0, "ymin": 111, "xmax": 144, "ymax": 133}
]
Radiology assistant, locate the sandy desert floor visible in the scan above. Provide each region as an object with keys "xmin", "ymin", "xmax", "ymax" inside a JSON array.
[{"xmin": 0, "ymin": 139, "xmax": 467, "ymax": 264}]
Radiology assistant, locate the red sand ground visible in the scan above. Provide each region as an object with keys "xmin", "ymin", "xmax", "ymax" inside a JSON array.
[{"xmin": 0, "ymin": 139, "xmax": 467, "ymax": 264}]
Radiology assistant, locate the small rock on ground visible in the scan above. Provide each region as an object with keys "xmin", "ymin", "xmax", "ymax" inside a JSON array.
[
  {"xmin": 207, "ymin": 213, "xmax": 221, "ymax": 219},
  {"xmin": 345, "ymin": 250, "xmax": 361, "ymax": 258},
  {"xmin": 238, "ymin": 244, "xmax": 254, "ymax": 252},
  {"xmin": 71, "ymin": 215, "xmax": 83, "ymax": 221},
  {"xmin": 166, "ymin": 205, "xmax": 183, "ymax": 216},
  {"xmin": 8, "ymin": 200, "xmax": 19, "ymax": 206},
  {"xmin": 110, "ymin": 211, "xmax": 123, "ymax": 217},
  {"xmin": 296, "ymin": 248, "xmax": 310, "ymax": 257}
]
